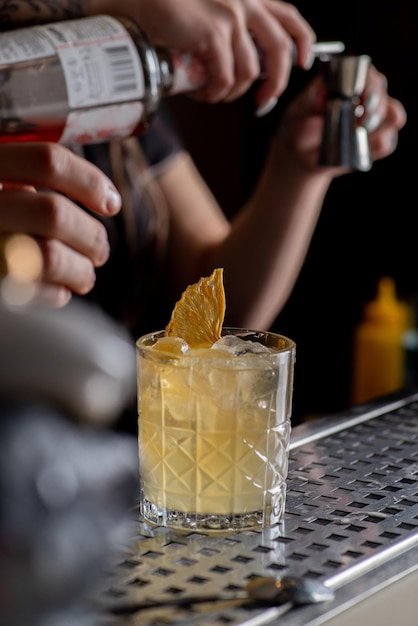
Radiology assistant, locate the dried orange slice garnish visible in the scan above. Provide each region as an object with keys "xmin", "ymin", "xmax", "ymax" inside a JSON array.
[{"xmin": 165, "ymin": 268, "xmax": 226, "ymax": 348}]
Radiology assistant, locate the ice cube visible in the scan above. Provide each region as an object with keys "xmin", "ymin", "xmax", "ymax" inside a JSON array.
[
  {"xmin": 153, "ymin": 336, "xmax": 189, "ymax": 355},
  {"xmin": 212, "ymin": 335, "xmax": 270, "ymax": 356}
]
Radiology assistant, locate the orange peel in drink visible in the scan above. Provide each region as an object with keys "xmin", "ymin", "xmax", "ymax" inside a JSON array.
[{"xmin": 165, "ymin": 268, "xmax": 226, "ymax": 348}]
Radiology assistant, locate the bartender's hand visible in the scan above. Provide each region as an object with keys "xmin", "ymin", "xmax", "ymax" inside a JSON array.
[
  {"xmin": 91, "ymin": 0, "xmax": 316, "ymax": 112},
  {"xmin": 273, "ymin": 64, "xmax": 407, "ymax": 173},
  {"xmin": 0, "ymin": 143, "xmax": 121, "ymax": 307}
]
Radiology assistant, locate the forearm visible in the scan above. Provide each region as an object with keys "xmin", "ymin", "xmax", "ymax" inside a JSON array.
[
  {"xmin": 0, "ymin": 0, "xmax": 157, "ymax": 27},
  {"xmin": 0, "ymin": 1, "xmax": 88, "ymax": 27},
  {"xmin": 161, "ymin": 146, "xmax": 332, "ymax": 330},
  {"xmin": 208, "ymin": 147, "xmax": 333, "ymax": 329},
  {"xmin": 0, "ymin": 0, "xmax": 131, "ymax": 28}
]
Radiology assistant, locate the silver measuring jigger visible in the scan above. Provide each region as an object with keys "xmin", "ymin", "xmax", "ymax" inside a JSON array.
[{"xmin": 319, "ymin": 54, "xmax": 372, "ymax": 171}]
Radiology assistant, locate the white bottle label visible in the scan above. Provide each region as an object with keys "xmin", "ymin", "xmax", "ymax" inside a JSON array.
[
  {"xmin": 40, "ymin": 16, "xmax": 145, "ymax": 108},
  {"xmin": 170, "ymin": 51, "xmax": 206, "ymax": 94},
  {"xmin": 0, "ymin": 16, "xmax": 145, "ymax": 106},
  {"xmin": 0, "ymin": 27, "xmax": 56, "ymax": 63},
  {"xmin": 60, "ymin": 102, "xmax": 144, "ymax": 146},
  {"xmin": 0, "ymin": 15, "xmax": 145, "ymax": 142}
]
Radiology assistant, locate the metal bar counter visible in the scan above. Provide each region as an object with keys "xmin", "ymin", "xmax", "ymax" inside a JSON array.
[{"xmin": 92, "ymin": 389, "xmax": 418, "ymax": 626}]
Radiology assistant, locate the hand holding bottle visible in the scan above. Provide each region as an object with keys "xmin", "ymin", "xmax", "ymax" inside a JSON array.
[
  {"xmin": 0, "ymin": 143, "xmax": 122, "ymax": 307},
  {"xmin": 90, "ymin": 0, "xmax": 316, "ymax": 112}
]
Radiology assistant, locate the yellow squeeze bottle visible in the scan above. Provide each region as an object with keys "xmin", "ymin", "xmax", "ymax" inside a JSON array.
[{"xmin": 350, "ymin": 277, "xmax": 408, "ymax": 405}]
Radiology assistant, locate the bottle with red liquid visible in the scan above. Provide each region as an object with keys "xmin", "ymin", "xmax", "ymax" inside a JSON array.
[{"xmin": 0, "ymin": 14, "xmax": 206, "ymax": 146}]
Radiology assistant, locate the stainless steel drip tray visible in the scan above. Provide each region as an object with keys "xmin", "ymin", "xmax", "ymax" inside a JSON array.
[{"xmin": 93, "ymin": 389, "xmax": 418, "ymax": 626}]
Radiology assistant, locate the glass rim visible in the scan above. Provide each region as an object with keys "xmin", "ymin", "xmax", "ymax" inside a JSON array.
[{"xmin": 136, "ymin": 327, "xmax": 296, "ymax": 356}]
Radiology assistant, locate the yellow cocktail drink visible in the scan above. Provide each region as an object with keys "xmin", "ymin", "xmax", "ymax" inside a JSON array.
[{"xmin": 136, "ymin": 328, "xmax": 295, "ymax": 532}]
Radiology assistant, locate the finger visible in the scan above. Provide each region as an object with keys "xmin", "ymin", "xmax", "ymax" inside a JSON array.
[
  {"xmin": 223, "ymin": 7, "xmax": 260, "ymax": 102},
  {"xmin": 251, "ymin": 13, "xmax": 294, "ymax": 108},
  {"xmin": 190, "ymin": 48, "xmax": 234, "ymax": 102},
  {"xmin": 387, "ymin": 98, "xmax": 407, "ymax": 132},
  {"xmin": 368, "ymin": 99, "xmax": 406, "ymax": 160},
  {"xmin": 263, "ymin": 0, "xmax": 316, "ymax": 68},
  {"xmin": 369, "ymin": 128, "xmax": 399, "ymax": 161},
  {"xmin": 362, "ymin": 96, "xmax": 386, "ymax": 134},
  {"xmin": 363, "ymin": 65, "xmax": 388, "ymax": 97},
  {"xmin": 0, "ymin": 143, "xmax": 121, "ymax": 216},
  {"xmin": 375, "ymin": 97, "xmax": 407, "ymax": 134},
  {"xmin": 249, "ymin": 3, "xmax": 316, "ymax": 109},
  {"xmin": 188, "ymin": 11, "xmax": 237, "ymax": 102},
  {"xmin": 29, "ymin": 284, "xmax": 72, "ymax": 309},
  {"xmin": 361, "ymin": 68, "xmax": 388, "ymax": 132},
  {"xmin": 0, "ymin": 183, "xmax": 36, "ymax": 192},
  {"xmin": 37, "ymin": 237, "xmax": 97, "ymax": 295},
  {"xmin": 0, "ymin": 189, "xmax": 110, "ymax": 268},
  {"xmin": 363, "ymin": 95, "xmax": 407, "ymax": 136}
]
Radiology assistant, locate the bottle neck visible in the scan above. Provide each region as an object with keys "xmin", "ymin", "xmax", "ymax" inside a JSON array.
[{"xmin": 157, "ymin": 48, "xmax": 207, "ymax": 96}]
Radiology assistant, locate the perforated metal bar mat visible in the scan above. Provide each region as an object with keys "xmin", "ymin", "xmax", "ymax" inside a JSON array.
[{"xmin": 92, "ymin": 389, "xmax": 418, "ymax": 626}]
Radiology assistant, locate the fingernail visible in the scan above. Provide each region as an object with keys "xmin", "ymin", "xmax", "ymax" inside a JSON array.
[
  {"xmin": 58, "ymin": 288, "xmax": 72, "ymax": 308},
  {"xmin": 365, "ymin": 92, "xmax": 380, "ymax": 112},
  {"xmin": 255, "ymin": 97, "xmax": 278, "ymax": 118},
  {"xmin": 385, "ymin": 133, "xmax": 397, "ymax": 152},
  {"xmin": 354, "ymin": 104, "xmax": 365, "ymax": 118},
  {"xmin": 303, "ymin": 51, "xmax": 315, "ymax": 71},
  {"xmin": 364, "ymin": 112, "xmax": 382, "ymax": 133},
  {"xmin": 106, "ymin": 187, "xmax": 122, "ymax": 213},
  {"xmin": 95, "ymin": 240, "xmax": 110, "ymax": 267}
]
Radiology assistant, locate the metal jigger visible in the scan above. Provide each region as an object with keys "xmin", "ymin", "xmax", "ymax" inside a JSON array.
[{"xmin": 319, "ymin": 54, "xmax": 372, "ymax": 171}]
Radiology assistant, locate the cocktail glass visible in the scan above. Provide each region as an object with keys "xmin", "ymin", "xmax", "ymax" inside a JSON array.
[{"xmin": 136, "ymin": 327, "xmax": 296, "ymax": 532}]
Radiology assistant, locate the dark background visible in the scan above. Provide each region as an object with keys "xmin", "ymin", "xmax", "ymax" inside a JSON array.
[{"xmin": 166, "ymin": 0, "xmax": 417, "ymax": 423}]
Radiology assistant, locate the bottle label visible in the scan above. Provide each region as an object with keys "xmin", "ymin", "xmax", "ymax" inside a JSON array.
[
  {"xmin": 0, "ymin": 16, "xmax": 145, "ymax": 106},
  {"xmin": 170, "ymin": 51, "xmax": 206, "ymax": 94},
  {"xmin": 60, "ymin": 103, "xmax": 144, "ymax": 146},
  {"xmin": 0, "ymin": 26, "xmax": 56, "ymax": 63},
  {"xmin": 40, "ymin": 15, "xmax": 145, "ymax": 108},
  {"xmin": 0, "ymin": 15, "xmax": 145, "ymax": 143}
]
